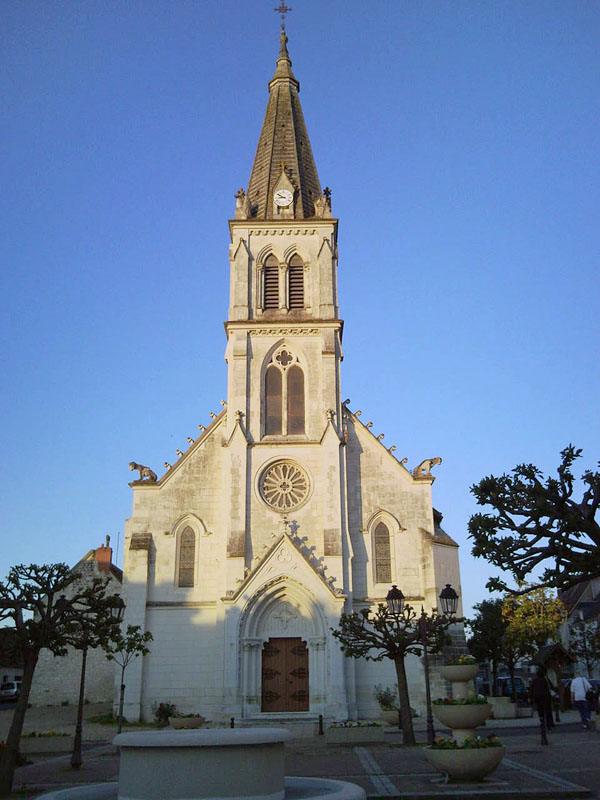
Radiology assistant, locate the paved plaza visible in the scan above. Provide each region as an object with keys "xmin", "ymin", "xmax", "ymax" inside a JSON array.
[{"xmin": 2, "ymin": 704, "xmax": 598, "ymax": 799}]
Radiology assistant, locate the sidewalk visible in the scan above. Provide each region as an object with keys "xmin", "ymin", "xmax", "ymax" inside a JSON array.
[{"xmin": 10, "ymin": 717, "xmax": 597, "ymax": 800}]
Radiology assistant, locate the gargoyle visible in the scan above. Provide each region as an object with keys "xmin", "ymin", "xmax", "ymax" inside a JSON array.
[
  {"xmin": 412, "ymin": 457, "xmax": 442, "ymax": 478},
  {"xmin": 129, "ymin": 462, "xmax": 157, "ymax": 482}
]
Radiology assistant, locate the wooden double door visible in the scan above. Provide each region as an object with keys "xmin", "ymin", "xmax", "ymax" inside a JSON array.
[{"xmin": 261, "ymin": 637, "xmax": 309, "ymax": 712}]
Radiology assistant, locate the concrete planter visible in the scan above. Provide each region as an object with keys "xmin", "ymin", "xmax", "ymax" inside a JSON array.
[
  {"xmin": 425, "ymin": 746, "xmax": 505, "ymax": 783},
  {"xmin": 380, "ymin": 710, "xmax": 400, "ymax": 727},
  {"xmin": 488, "ymin": 696, "xmax": 517, "ymax": 719},
  {"xmin": 440, "ymin": 664, "xmax": 479, "ymax": 683},
  {"xmin": 326, "ymin": 726, "xmax": 385, "ymax": 745},
  {"xmin": 432, "ymin": 703, "xmax": 491, "ymax": 731},
  {"xmin": 169, "ymin": 717, "xmax": 206, "ymax": 729}
]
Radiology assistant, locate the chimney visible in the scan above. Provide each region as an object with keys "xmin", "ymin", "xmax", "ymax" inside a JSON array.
[{"xmin": 95, "ymin": 534, "xmax": 112, "ymax": 573}]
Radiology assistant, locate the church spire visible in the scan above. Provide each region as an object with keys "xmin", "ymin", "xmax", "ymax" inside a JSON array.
[{"xmin": 245, "ymin": 30, "xmax": 322, "ymax": 220}]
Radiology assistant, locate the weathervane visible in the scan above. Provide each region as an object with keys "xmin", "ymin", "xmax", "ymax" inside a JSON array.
[{"xmin": 274, "ymin": 1, "xmax": 292, "ymax": 31}]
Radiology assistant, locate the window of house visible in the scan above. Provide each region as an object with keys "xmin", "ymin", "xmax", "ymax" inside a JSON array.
[
  {"xmin": 263, "ymin": 255, "xmax": 279, "ymax": 309},
  {"xmin": 374, "ymin": 522, "xmax": 392, "ymax": 584},
  {"xmin": 288, "ymin": 255, "xmax": 304, "ymax": 309},
  {"xmin": 263, "ymin": 349, "xmax": 305, "ymax": 436},
  {"xmin": 178, "ymin": 526, "xmax": 196, "ymax": 587}
]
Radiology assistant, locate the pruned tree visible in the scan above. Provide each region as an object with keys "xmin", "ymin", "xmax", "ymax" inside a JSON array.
[
  {"xmin": 569, "ymin": 618, "xmax": 600, "ymax": 678},
  {"xmin": 331, "ymin": 603, "xmax": 450, "ymax": 745},
  {"xmin": 467, "ymin": 599, "xmax": 506, "ymax": 695},
  {"xmin": 104, "ymin": 625, "xmax": 153, "ymax": 732},
  {"xmin": 0, "ymin": 563, "xmax": 121, "ymax": 796},
  {"xmin": 469, "ymin": 446, "xmax": 600, "ymax": 594}
]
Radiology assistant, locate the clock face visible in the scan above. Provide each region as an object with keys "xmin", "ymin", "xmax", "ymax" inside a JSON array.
[{"xmin": 274, "ymin": 189, "xmax": 293, "ymax": 207}]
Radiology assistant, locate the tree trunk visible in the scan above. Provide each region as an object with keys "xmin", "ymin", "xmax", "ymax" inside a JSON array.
[
  {"xmin": 491, "ymin": 660, "xmax": 498, "ymax": 696},
  {"xmin": 0, "ymin": 649, "xmax": 38, "ymax": 797},
  {"xmin": 393, "ymin": 655, "xmax": 416, "ymax": 746},
  {"xmin": 507, "ymin": 659, "xmax": 517, "ymax": 703}
]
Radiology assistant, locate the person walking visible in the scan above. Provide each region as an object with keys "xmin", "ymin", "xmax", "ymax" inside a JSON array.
[
  {"xmin": 531, "ymin": 666, "xmax": 554, "ymax": 745},
  {"xmin": 570, "ymin": 672, "xmax": 593, "ymax": 729}
]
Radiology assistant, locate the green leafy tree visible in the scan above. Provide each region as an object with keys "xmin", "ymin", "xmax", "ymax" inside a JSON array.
[
  {"xmin": 569, "ymin": 618, "xmax": 600, "ymax": 678},
  {"xmin": 469, "ymin": 446, "xmax": 600, "ymax": 594},
  {"xmin": 104, "ymin": 625, "xmax": 153, "ymax": 732},
  {"xmin": 502, "ymin": 588, "xmax": 564, "ymax": 701},
  {"xmin": 467, "ymin": 599, "xmax": 506, "ymax": 695},
  {"xmin": 0, "ymin": 564, "xmax": 121, "ymax": 796},
  {"xmin": 332, "ymin": 604, "xmax": 450, "ymax": 745}
]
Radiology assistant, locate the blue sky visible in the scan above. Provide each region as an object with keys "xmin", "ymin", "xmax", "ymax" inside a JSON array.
[{"xmin": 1, "ymin": 1, "xmax": 599, "ymax": 615}]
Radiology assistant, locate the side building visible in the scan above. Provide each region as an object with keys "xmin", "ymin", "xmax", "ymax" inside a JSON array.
[{"xmin": 29, "ymin": 541, "xmax": 122, "ymax": 706}]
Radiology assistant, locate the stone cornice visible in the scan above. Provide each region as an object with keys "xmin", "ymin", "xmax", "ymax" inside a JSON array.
[
  {"xmin": 224, "ymin": 319, "xmax": 343, "ymax": 335},
  {"xmin": 228, "ymin": 218, "xmax": 338, "ymax": 241}
]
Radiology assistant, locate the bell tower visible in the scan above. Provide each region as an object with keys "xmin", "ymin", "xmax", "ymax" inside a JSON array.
[{"xmin": 225, "ymin": 29, "xmax": 341, "ymax": 444}]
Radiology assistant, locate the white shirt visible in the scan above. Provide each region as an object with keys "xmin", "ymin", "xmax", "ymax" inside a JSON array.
[{"xmin": 571, "ymin": 676, "xmax": 592, "ymax": 702}]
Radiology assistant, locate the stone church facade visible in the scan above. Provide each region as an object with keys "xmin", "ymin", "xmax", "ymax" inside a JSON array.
[{"xmin": 121, "ymin": 31, "xmax": 462, "ymax": 724}]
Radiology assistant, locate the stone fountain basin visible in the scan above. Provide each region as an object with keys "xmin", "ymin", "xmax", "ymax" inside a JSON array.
[
  {"xmin": 38, "ymin": 779, "xmax": 365, "ymax": 800},
  {"xmin": 38, "ymin": 728, "xmax": 365, "ymax": 800},
  {"xmin": 432, "ymin": 702, "xmax": 491, "ymax": 730}
]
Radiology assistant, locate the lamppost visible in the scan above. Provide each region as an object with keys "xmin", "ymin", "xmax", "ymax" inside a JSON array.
[
  {"xmin": 70, "ymin": 594, "xmax": 125, "ymax": 769},
  {"xmin": 387, "ymin": 583, "xmax": 460, "ymax": 745}
]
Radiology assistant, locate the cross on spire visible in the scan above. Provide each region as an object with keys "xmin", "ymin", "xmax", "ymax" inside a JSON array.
[{"xmin": 274, "ymin": 1, "xmax": 292, "ymax": 31}]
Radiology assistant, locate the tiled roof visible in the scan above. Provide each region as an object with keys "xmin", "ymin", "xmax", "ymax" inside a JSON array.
[{"xmin": 246, "ymin": 31, "xmax": 321, "ymax": 220}]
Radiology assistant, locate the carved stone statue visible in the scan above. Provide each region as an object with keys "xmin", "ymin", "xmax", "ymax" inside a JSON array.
[
  {"xmin": 412, "ymin": 457, "xmax": 443, "ymax": 478},
  {"xmin": 313, "ymin": 187, "xmax": 332, "ymax": 218},
  {"xmin": 234, "ymin": 187, "xmax": 250, "ymax": 220},
  {"xmin": 129, "ymin": 462, "xmax": 158, "ymax": 482}
]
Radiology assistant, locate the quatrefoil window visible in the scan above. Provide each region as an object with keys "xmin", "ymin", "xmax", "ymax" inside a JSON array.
[{"xmin": 276, "ymin": 349, "xmax": 293, "ymax": 368}]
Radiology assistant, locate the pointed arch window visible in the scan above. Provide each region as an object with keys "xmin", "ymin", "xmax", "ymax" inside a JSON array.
[
  {"xmin": 288, "ymin": 254, "xmax": 304, "ymax": 309},
  {"xmin": 373, "ymin": 522, "xmax": 392, "ymax": 584},
  {"xmin": 178, "ymin": 526, "xmax": 196, "ymax": 588},
  {"xmin": 265, "ymin": 365, "xmax": 283, "ymax": 435},
  {"xmin": 263, "ymin": 255, "xmax": 280, "ymax": 310},
  {"xmin": 263, "ymin": 348, "xmax": 305, "ymax": 436}
]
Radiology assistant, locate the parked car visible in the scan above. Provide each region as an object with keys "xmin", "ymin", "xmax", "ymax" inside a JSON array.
[
  {"xmin": 0, "ymin": 681, "xmax": 20, "ymax": 701},
  {"xmin": 496, "ymin": 676, "xmax": 528, "ymax": 700}
]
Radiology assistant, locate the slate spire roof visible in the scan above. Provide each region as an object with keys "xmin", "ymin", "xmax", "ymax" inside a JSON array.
[{"xmin": 246, "ymin": 30, "xmax": 322, "ymax": 220}]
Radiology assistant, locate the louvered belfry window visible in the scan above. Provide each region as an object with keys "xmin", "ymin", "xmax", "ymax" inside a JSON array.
[
  {"xmin": 288, "ymin": 255, "xmax": 304, "ymax": 309},
  {"xmin": 263, "ymin": 255, "xmax": 280, "ymax": 309},
  {"xmin": 178, "ymin": 526, "xmax": 196, "ymax": 588},
  {"xmin": 374, "ymin": 522, "xmax": 392, "ymax": 584},
  {"xmin": 265, "ymin": 365, "xmax": 283, "ymax": 435},
  {"xmin": 287, "ymin": 365, "xmax": 305, "ymax": 434}
]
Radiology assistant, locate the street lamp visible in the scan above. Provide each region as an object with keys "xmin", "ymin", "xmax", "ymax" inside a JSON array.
[
  {"xmin": 386, "ymin": 585, "xmax": 405, "ymax": 616},
  {"xmin": 439, "ymin": 584, "xmax": 459, "ymax": 617},
  {"xmin": 419, "ymin": 584, "xmax": 461, "ymax": 745},
  {"xmin": 108, "ymin": 594, "xmax": 126, "ymax": 624}
]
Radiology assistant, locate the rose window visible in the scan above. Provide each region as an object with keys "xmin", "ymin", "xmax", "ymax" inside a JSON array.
[{"xmin": 260, "ymin": 461, "xmax": 310, "ymax": 512}]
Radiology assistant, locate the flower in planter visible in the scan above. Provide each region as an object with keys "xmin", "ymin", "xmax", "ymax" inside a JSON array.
[
  {"xmin": 433, "ymin": 695, "xmax": 488, "ymax": 706},
  {"xmin": 431, "ymin": 735, "xmax": 502, "ymax": 750},
  {"xmin": 446, "ymin": 655, "xmax": 477, "ymax": 666},
  {"xmin": 329, "ymin": 720, "xmax": 381, "ymax": 728}
]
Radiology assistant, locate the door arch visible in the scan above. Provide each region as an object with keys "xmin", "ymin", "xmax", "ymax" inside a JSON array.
[{"xmin": 239, "ymin": 578, "xmax": 326, "ymax": 717}]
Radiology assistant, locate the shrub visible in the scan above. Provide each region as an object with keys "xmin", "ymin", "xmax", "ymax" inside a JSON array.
[
  {"xmin": 154, "ymin": 702, "xmax": 177, "ymax": 727},
  {"xmin": 374, "ymin": 684, "xmax": 398, "ymax": 711}
]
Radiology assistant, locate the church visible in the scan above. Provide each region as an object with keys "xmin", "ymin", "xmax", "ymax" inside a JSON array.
[{"xmin": 120, "ymin": 26, "xmax": 462, "ymax": 725}]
